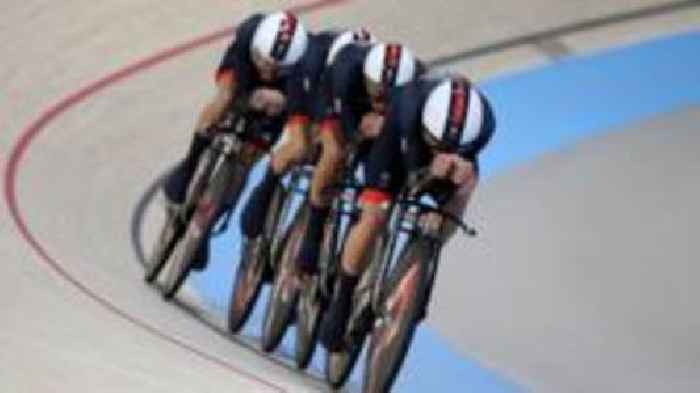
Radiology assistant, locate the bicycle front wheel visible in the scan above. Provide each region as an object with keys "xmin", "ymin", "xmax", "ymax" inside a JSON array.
[
  {"xmin": 361, "ymin": 240, "xmax": 431, "ymax": 393},
  {"xmin": 145, "ymin": 210, "xmax": 183, "ymax": 283},
  {"xmin": 227, "ymin": 237, "xmax": 266, "ymax": 333},
  {"xmin": 325, "ymin": 334, "xmax": 365, "ymax": 389},
  {"xmin": 161, "ymin": 157, "xmax": 237, "ymax": 300},
  {"xmin": 260, "ymin": 205, "xmax": 308, "ymax": 352}
]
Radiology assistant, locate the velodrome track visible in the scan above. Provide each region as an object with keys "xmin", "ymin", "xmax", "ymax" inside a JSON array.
[{"xmin": 2, "ymin": 1, "xmax": 699, "ymax": 392}]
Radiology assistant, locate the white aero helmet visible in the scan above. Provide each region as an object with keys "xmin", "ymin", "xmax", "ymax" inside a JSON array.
[
  {"xmin": 251, "ymin": 12, "xmax": 308, "ymax": 67},
  {"xmin": 326, "ymin": 28, "xmax": 376, "ymax": 65},
  {"xmin": 422, "ymin": 78, "xmax": 486, "ymax": 154},
  {"xmin": 363, "ymin": 43, "xmax": 417, "ymax": 95}
]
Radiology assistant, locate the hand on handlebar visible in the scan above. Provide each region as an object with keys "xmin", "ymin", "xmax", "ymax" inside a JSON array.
[
  {"xmin": 430, "ymin": 153, "xmax": 476, "ymax": 186},
  {"xmin": 430, "ymin": 153, "xmax": 454, "ymax": 179},
  {"xmin": 402, "ymin": 170, "xmax": 479, "ymax": 238}
]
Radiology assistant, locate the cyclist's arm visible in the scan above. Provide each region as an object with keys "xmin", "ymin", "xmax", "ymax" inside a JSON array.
[
  {"xmin": 194, "ymin": 77, "xmax": 236, "ymax": 133},
  {"xmin": 195, "ymin": 15, "xmax": 261, "ymax": 133},
  {"xmin": 432, "ymin": 159, "xmax": 478, "ymax": 240},
  {"xmin": 283, "ymin": 66, "xmax": 312, "ymax": 132},
  {"xmin": 329, "ymin": 49, "xmax": 362, "ymax": 140}
]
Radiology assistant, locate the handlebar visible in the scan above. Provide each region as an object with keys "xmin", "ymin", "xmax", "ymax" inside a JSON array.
[
  {"xmin": 398, "ymin": 168, "xmax": 478, "ymax": 237},
  {"xmin": 395, "ymin": 199, "xmax": 478, "ymax": 237},
  {"xmin": 211, "ymin": 108, "xmax": 277, "ymax": 147},
  {"xmin": 405, "ymin": 168, "xmax": 434, "ymax": 196}
]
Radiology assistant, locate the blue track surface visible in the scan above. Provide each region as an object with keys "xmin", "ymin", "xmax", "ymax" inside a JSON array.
[
  {"xmin": 480, "ymin": 31, "xmax": 700, "ymax": 177},
  {"xmin": 192, "ymin": 31, "xmax": 700, "ymax": 392}
]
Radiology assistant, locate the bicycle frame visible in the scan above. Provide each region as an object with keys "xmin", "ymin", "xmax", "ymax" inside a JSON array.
[
  {"xmin": 370, "ymin": 181, "xmax": 476, "ymax": 316},
  {"xmin": 268, "ymin": 163, "xmax": 315, "ymax": 270},
  {"xmin": 319, "ymin": 159, "xmax": 366, "ymax": 299},
  {"xmin": 199, "ymin": 106, "xmax": 281, "ymax": 234}
]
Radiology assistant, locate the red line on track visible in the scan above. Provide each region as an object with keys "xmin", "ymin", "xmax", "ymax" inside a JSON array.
[{"xmin": 3, "ymin": 1, "xmax": 349, "ymax": 391}]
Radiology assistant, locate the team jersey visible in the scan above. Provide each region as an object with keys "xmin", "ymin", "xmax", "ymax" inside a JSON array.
[
  {"xmin": 316, "ymin": 42, "xmax": 374, "ymax": 140},
  {"xmin": 285, "ymin": 31, "xmax": 339, "ymax": 118},
  {"xmin": 363, "ymin": 78, "xmax": 495, "ymax": 203}
]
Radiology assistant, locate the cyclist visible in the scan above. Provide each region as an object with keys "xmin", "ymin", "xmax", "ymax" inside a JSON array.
[
  {"xmin": 239, "ymin": 28, "xmax": 377, "ymax": 242},
  {"xmin": 296, "ymin": 42, "xmax": 424, "ymax": 282},
  {"xmin": 319, "ymin": 75, "xmax": 496, "ymax": 350},
  {"xmin": 161, "ymin": 11, "xmax": 309, "ymax": 266}
]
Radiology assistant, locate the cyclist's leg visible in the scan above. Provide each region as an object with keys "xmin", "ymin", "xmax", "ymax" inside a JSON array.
[
  {"xmin": 297, "ymin": 120, "xmax": 346, "ymax": 274},
  {"xmin": 240, "ymin": 117, "xmax": 309, "ymax": 238},
  {"xmin": 270, "ymin": 116, "xmax": 311, "ymax": 173},
  {"xmin": 163, "ymin": 131, "xmax": 212, "ymax": 205},
  {"xmin": 320, "ymin": 201, "xmax": 390, "ymax": 350},
  {"xmin": 320, "ymin": 129, "xmax": 402, "ymax": 349}
]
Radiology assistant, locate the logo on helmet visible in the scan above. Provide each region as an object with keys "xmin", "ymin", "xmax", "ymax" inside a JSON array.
[
  {"xmin": 382, "ymin": 44, "xmax": 402, "ymax": 88},
  {"xmin": 271, "ymin": 12, "xmax": 298, "ymax": 61},
  {"xmin": 446, "ymin": 80, "xmax": 468, "ymax": 143},
  {"xmin": 443, "ymin": 79, "xmax": 469, "ymax": 149}
]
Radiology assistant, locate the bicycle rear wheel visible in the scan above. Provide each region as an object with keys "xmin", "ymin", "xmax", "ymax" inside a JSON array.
[{"xmin": 227, "ymin": 236, "xmax": 266, "ymax": 332}]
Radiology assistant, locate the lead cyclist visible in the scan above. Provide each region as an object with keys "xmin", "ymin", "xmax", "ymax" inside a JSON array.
[{"xmin": 319, "ymin": 75, "xmax": 496, "ymax": 350}]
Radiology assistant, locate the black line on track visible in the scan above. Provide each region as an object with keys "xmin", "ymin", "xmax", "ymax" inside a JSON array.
[{"xmin": 426, "ymin": 0, "xmax": 700, "ymax": 67}]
